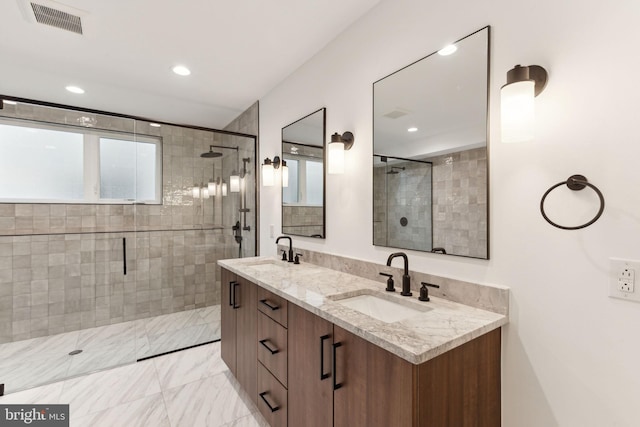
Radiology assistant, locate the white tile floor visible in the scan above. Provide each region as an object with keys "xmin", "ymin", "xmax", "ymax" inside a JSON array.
[
  {"xmin": 0, "ymin": 306, "xmax": 221, "ymax": 394},
  {"xmin": 0, "ymin": 341, "xmax": 269, "ymax": 427}
]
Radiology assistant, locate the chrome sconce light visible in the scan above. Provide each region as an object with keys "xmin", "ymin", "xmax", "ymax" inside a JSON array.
[
  {"xmin": 262, "ymin": 156, "xmax": 281, "ymax": 187},
  {"xmin": 328, "ymin": 131, "xmax": 354, "ymax": 174},
  {"xmin": 501, "ymin": 64, "xmax": 548, "ymax": 143}
]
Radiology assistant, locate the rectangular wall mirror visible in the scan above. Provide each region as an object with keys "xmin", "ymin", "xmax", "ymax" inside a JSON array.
[
  {"xmin": 373, "ymin": 26, "xmax": 489, "ymax": 259},
  {"xmin": 282, "ymin": 108, "xmax": 326, "ymax": 238}
]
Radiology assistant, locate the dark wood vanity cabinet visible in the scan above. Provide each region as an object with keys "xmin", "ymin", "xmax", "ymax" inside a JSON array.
[
  {"xmin": 220, "ymin": 268, "xmax": 257, "ymax": 404},
  {"xmin": 220, "ymin": 267, "xmax": 501, "ymax": 427},
  {"xmin": 288, "ymin": 303, "xmax": 501, "ymax": 427}
]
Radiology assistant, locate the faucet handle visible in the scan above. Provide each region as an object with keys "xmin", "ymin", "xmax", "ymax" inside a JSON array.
[
  {"xmin": 294, "ymin": 253, "xmax": 303, "ymax": 264},
  {"xmin": 281, "ymin": 250, "xmax": 287, "ymax": 261},
  {"xmin": 419, "ymin": 282, "xmax": 440, "ymax": 302},
  {"xmin": 379, "ymin": 272, "xmax": 395, "ymax": 292}
]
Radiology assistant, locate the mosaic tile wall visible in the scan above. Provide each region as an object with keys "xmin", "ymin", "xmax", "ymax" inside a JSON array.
[{"xmin": 0, "ymin": 102, "xmax": 258, "ymax": 343}]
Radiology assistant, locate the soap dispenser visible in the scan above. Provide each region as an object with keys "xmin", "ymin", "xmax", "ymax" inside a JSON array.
[{"xmin": 379, "ymin": 272, "xmax": 395, "ymax": 292}]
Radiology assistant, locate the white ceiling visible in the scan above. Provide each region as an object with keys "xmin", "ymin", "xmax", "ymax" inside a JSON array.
[{"xmin": 0, "ymin": 0, "xmax": 381, "ymax": 129}]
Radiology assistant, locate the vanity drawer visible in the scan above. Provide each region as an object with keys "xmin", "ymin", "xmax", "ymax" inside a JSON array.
[
  {"xmin": 258, "ymin": 287, "xmax": 288, "ymax": 327},
  {"xmin": 257, "ymin": 362, "xmax": 288, "ymax": 427},
  {"xmin": 257, "ymin": 312, "xmax": 288, "ymax": 387}
]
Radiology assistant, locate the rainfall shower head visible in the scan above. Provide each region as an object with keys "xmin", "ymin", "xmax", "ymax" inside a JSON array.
[
  {"xmin": 387, "ymin": 166, "xmax": 405, "ymax": 174},
  {"xmin": 201, "ymin": 149, "xmax": 223, "ymax": 158}
]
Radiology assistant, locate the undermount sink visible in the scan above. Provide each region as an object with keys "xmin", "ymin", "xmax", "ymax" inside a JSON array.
[{"xmin": 330, "ymin": 290, "xmax": 431, "ymax": 323}]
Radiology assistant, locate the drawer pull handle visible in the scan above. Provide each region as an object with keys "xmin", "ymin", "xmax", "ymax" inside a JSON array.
[
  {"xmin": 333, "ymin": 342, "xmax": 343, "ymax": 390},
  {"xmin": 260, "ymin": 299, "xmax": 279, "ymax": 311},
  {"xmin": 259, "ymin": 391, "xmax": 280, "ymax": 412},
  {"xmin": 259, "ymin": 339, "xmax": 279, "ymax": 355},
  {"xmin": 320, "ymin": 334, "xmax": 330, "ymax": 380}
]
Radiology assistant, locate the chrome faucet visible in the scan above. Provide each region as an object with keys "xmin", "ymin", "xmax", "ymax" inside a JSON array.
[
  {"xmin": 386, "ymin": 252, "xmax": 412, "ymax": 296},
  {"xmin": 276, "ymin": 236, "xmax": 294, "ymax": 262}
]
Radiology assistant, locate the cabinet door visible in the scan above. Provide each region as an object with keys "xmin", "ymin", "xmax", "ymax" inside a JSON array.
[
  {"xmin": 334, "ymin": 326, "xmax": 416, "ymax": 427},
  {"xmin": 288, "ymin": 304, "xmax": 334, "ymax": 427},
  {"xmin": 220, "ymin": 268, "xmax": 237, "ymax": 374},
  {"xmin": 235, "ymin": 276, "xmax": 257, "ymax": 403}
]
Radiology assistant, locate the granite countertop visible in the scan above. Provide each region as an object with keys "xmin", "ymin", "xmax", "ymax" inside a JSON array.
[{"xmin": 218, "ymin": 256, "xmax": 508, "ymax": 365}]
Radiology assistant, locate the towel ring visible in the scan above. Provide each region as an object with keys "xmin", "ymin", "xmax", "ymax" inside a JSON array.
[{"xmin": 540, "ymin": 174, "xmax": 605, "ymax": 230}]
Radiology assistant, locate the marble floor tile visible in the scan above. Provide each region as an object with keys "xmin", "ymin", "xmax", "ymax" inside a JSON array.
[
  {"xmin": 162, "ymin": 372, "xmax": 255, "ymax": 427},
  {"xmin": 0, "ymin": 381, "xmax": 64, "ymax": 404},
  {"xmin": 61, "ymin": 359, "xmax": 161, "ymax": 418},
  {"xmin": 223, "ymin": 412, "xmax": 270, "ymax": 427},
  {"xmin": 0, "ymin": 305, "xmax": 221, "ymax": 396},
  {"xmin": 153, "ymin": 341, "xmax": 227, "ymax": 390},
  {"xmin": 71, "ymin": 393, "xmax": 170, "ymax": 427}
]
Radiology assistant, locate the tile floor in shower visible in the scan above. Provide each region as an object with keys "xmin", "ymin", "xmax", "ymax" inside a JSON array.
[{"xmin": 0, "ymin": 305, "xmax": 221, "ymax": 394}]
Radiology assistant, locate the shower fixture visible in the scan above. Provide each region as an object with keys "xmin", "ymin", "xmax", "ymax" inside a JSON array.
[
  {"xmin": 200, "ymin": 144, "xmax": 238, "ymax": 158},
  {"xmin": 387, "ymin": 166, "xmax": 405, "ymax": 174}
]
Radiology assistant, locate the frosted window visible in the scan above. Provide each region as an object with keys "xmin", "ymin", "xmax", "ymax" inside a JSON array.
[
  {"xmin": 306, "ymin": 160, "xmax": 323, "ymax": 206},
  {"xmin": 282, "ymin": 159, "xmax": 299, "ymax": 204},
  {"xmin": 0, "ymin": 124, "xmax": 84, "ymax": 200},
  {"xmin": 100, "ymin": 138, "xmax": 157, "ymax": 201}
]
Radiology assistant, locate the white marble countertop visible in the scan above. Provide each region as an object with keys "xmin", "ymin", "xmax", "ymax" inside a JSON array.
[{"xmin": 218, "ymin": 256, "xmax": 508, "ymax": 365}]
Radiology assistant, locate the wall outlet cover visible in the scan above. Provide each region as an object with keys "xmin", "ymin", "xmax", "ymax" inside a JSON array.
[{"xmin": 609, "ymin": 258, "xmax": 640, "ymax": 303}]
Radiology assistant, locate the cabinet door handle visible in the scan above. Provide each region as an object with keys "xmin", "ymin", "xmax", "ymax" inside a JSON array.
[
  {"xmin": 259, "ymin": 339, "xmax": 279, "ymax": 355},
  {"xmin": 259, "ymin": 299, "xmax": 279, "ymax": 311},
  {"xmin": 232, "ymin": 282, "xmax": 240, "ymax": 309},
  {"xmin": 333, "ymin": 342, "xmax": 343, "ymax": 390},
  {"xmin": 320, "ymin": 334, "xmax": 330, "ymax": 380},
  {"xmin": 228, "ymin": 281, "xmax": 236, "ymax": 306},
  {"xmin": 259, "ymin": 391, "xmax": 280, "ymax": 412}
]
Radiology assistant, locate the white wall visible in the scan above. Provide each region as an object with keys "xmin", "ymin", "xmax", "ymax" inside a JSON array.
[{"xmin": 259, "ymin": 0, "xmax": 640, "ymax": 425}]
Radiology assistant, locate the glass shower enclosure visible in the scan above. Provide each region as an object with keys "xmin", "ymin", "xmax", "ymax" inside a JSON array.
[{"xmin": 0, "ymin": 98, "xmax": 257, "ymax": 394}]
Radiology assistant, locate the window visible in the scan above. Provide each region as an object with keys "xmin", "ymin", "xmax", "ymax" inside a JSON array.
[
  {"xmin": 282, "ymin": 156, "xmax": 323, "ymax": 206},
  {"xmin": 0, "ymin": 119, "xmax": 162, "ymax": 204}
]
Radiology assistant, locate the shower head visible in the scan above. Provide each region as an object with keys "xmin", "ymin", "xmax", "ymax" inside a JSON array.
[
  {"xmin": 201, "ymin": 149, "xmax": 223, "ymax": 158},
  {"xmin": 387, "ymin": 166, "xmax": 405, "ymax": 174}
]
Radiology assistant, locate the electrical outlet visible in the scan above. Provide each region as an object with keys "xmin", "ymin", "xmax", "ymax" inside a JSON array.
[{"xmin": 609, "ymin": 258, "xmax": 640, "ymax": 303}]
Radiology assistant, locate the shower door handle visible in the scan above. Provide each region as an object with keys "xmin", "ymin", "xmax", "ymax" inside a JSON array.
[{"xmin": 122, "ymin": 237, "xmax": 127, "ymax": 275}]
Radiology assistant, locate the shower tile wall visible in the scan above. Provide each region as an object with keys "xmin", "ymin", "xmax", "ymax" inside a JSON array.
[
  {"xmin": 373, "ymin": 147, "xmax": 486, "ymax": 258},
  {"xmin": 0, "ymin": 102, "xmax": 257, "ymax": 344},
  {"xmin": 431, "ymin": 147, "xmax": 487, "ymax": 258},
  {"xmin": 282, "ymin": 206, "xmax": 323, "ymax": 237}
]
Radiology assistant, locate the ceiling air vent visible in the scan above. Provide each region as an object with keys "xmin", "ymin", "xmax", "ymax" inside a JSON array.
[
  {"xmin": 17, "ymin": 0, "xmax": 87, "ymax": 35},
  {"xmin": 31, "ymin": 2, "xmax": 82, "ymax": 34}
]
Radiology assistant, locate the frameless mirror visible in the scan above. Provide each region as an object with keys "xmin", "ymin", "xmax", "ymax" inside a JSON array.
[
  {"xmin": 373, "ymin": 27, "xmax": 489, "ymax": 259},
  {"xmin": 282, "ymin": 108, "xmax": 326, "ymax": 238}
]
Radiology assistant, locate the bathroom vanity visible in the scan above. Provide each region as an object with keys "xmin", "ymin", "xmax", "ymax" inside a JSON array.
[{"xmin": 219, "ymin": 257, "xmax": 507, "ymax": 427}]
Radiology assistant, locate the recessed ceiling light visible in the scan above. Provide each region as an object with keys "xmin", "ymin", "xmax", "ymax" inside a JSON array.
[
  {"xmin": 149, "ymin": 123, "xmax": 161, "ymax": 128},
  {"xmin": 408, "ymin": 127, "xmax": 418, "ymax": 132},
  {"xmin": 66, "ymin": 85, "xmax": 85, "ymax": 94},
  {"xmin": 172, "ymin": 65, "xmax": 191, "ymax": 76},
  {"xmin": 2, "ymin": 100, "xmax": 17, "ymax": 105},
  {"xmin": 438, "ymin": 45, "xmax": 457, "ymax": 56}
]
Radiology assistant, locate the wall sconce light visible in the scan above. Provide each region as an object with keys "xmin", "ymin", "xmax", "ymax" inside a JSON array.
[
  {"xmin": 192, "ymin": 184, "xmax": 200, "ymax": 198},
  {"xmin": 328, "ymin": 131, "xmax": 355, "ymax": 174},
  {"xmin": 261, "ymin": 156, "xmax": 281, "ymax": 186},
  {"xmin": 208, "ymin": 179, "xmax": 217, "ymax": 197},
  {"xmin": 501, "ymin": 64, "xmax": 548, "ymax": 143},
  {"xmin": 221, "ymin": 179, "xmax": 228, "ymax": 196},
  {"xmin": 229, "ymin": 172, "xmax": 240, "ymax": 193}
]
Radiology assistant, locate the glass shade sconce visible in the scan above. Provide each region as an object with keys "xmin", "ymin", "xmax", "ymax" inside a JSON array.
[
  {"xmin": 262, "ymin": 156, "xmax": 281, "ymax": 187},
  {"xmin": 328, "ymin": 131, "xmax": 355, "ymax": 174},
  {"xmin": 229, "ymin": 173, "xmax": 240, "ymax": 193},
  {"xmin": 501, "ymin": 64, "xmax": 548, "ymax": 143}
]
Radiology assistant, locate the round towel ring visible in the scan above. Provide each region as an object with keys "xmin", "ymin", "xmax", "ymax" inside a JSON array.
[{"xmin": 540, "ymin": 174, "xmax": 605, "ymax": 230}]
